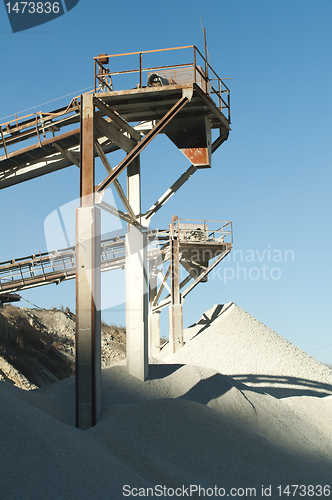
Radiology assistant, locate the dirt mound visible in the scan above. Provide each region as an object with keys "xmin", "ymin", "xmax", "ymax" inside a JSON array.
[{"xmin": 0, "ymin": 305, "xmax": 126, "ymax": 389}]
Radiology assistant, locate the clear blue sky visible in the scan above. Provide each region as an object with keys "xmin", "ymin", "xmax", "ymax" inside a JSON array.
[{"xmin": 0, "ymin": 0, "xmax": 331, "ymax": 363}]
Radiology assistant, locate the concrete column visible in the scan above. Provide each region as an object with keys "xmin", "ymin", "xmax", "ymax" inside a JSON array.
[
  {"xmin": 169, "ymin": 229, "xmax": 183, "ymax": 353},
  {"xmin": 75, "ymin": 207, "xmax": 101, "ymax": 429},
  {"xmin": 149, "ymin": 258, "xmax": 160, "ymax": 357},
  {"xmin": 75, "ymin": 93, "xmax": 101, "ymax": 429},
  {"xmin": 169, "ymin": 304, "xmax": 183, "ymax": 353},
  {"xmin": 125, "ymin": 157, "xmax": 149, "ymax": 380}
]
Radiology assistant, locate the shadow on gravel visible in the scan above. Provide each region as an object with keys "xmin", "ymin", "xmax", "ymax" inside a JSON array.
[
  {"xmin": 186, "ymin": 303, "xmax": 230, "ymax": 338},
  {"xmin": 178, "ymin": 372, "xmax": 233, "ymax": 404},
  {"xmin": 147, "ymin": 363, "xmax": 183, "ymax": 380},
  {"xmin": 231, "ymin": 374, "xmax": 332, "ymax": 398}
]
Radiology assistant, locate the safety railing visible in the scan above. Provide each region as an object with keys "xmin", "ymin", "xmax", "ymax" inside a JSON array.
[
  {"xmin": 94, "ymin": 45, "xmax": 231, "ymax": 122},
  {"xmin": 0, "ymin": 96, "xmax": 84, "ymax": 157},
  {"xmin": 0, "ymin": 248, "xmax": 76, "ymax": 292},
  {"xmin": 0, "ymin": 236, "xmax": 127, "ymax": 293},
  {"xmin": 170, "ymin": 218, "xmax": 232, "ymax": 244},
  {"xmin": 0, "ymin": 221, "xmax": 232, "ymax": 294}
]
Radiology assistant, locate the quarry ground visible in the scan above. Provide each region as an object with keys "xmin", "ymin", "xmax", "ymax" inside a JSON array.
[
  {"xmin": 0, "ymin": 302, "xmax": 332, "ymax": 499},
  {"xmin": 0, "ymin": 304, "xmax": 126, "ymax": 389}
]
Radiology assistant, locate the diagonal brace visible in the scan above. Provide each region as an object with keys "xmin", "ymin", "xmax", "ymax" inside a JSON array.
[
  {"xmin": 94, "ymin": 97, "xmax": 140, "ymax": 142},
  {"xmin": 152, "ymin": 248, "xmax": 231, "ymax": 313},
  {"xmin": 152, "ymin": 264, "xmax": 171, "ymax": 307},
  {"xmin": 95, "ymin": 140, "xmax": 136, "ymax": 218},
  {"xmin": 141, "ymin": 128, "xmax": 227, "ymax": 222},
  {"xmin": 211, "ymin": 129, "xmax": 229, "ymax": 154},
  {"xmin": 95, "ymin": 115, "xmax": 136, "ymax": 153},
  {"xmin": 97, "ymin": 200, "xmax": 138, "ymax": 226},
  {"xmin": 144, "ymin": 164, "xmax": 197, "ymax": 221},
  {"xmin": 53, "ymin": 143, "xmax": 80, "ymax": 167},
  {"xmin": 181, "ymin": 248, "xmax": 231, "ymax": 299},
  {"xmin": 96, "ymin": 95, "xmax": 189, "ymax": 194}
]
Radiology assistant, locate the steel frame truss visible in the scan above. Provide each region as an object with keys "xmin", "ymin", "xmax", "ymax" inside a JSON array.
[{"xmin": 0, "ymin": 46, "xmax": 232, "ymax": 429}]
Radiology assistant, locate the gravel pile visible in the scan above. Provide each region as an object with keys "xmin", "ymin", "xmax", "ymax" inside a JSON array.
[
  {"xmin": 161, "ymin": 302, "xmax": 332, "ymax": 398},
  {"xmin": 0, "ymin": 302, "xmax": 331, "ymax": 499}
]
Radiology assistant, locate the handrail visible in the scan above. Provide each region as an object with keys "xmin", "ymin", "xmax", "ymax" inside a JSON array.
[
  {"xmin": 0, "ymin": 95, "xmax": 83, "ymax": 132},
  {"xmin": 171, "ymin": 218, "xmax": 232, "ymax": 244},
  {"xmin": 0, "ymin": 221, "xmax": 232, "ymax": 294},
  {"xmin": 94, "ymin": 45, "xmax": 231, "ymax": 122},
  {"xmin": 0, "ymin": 45, "xmax": 230, "ymax": 157},
  {"xmin": 93, "ymin": 45, "xmax": 195, "ymax": 59},
  {"xmin": 0, "ymin": 93, "xmax": 94, "ymax": 154}
]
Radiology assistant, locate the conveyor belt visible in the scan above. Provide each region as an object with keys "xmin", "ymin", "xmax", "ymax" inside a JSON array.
[
  {"xmin": 0, "ymin": 226, "xmax": 230, "ymax": 297},
  {"xmin": 0, "ymin": 235, "xmax": 127, "ymax": 294}
]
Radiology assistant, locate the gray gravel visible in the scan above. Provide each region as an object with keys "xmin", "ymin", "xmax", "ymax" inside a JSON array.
[
  {"xmin": 0, "ymin": 302, "xmax": 331, "ymax": 499},
  {"xmin": 161, "ymin": 302, "xmax": 332, "ymax": 398}
]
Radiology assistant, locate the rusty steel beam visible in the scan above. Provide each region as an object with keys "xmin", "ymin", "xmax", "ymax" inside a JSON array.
[
  {"xmin": 93, "ymin": 97, "xmax": 140, "ymax": 142},
  {"xmin": 169, "ymin": 216, "xmax": 183, "ymax": 353},
  {"xmin": 94, "ymin": 140, "xmax": 135, "ymax": 218},
  {"xmin": 96, "ymin": 95, "xmax": 189, "ymax": 193},
  {"xmin": 0, "ymin": 128, "xmax": 80, "ymax": 163},
  {"xmin": 53, "ymin": 143, "xmax": 80, "ymax": 167},
  {"xmin": 95, "ymin": 114, "xmax": 136, "ymax": 153},
  {"xmin": 76, "ymin": 94, "xmax": 101, "ymax": 430},
  {"xmin": 80, "ymin": 95, "xmax": 95, "ymax": 206},
  {"xmin": 144, "ymin": 164, "xmax": 197, "ymax": 221}
]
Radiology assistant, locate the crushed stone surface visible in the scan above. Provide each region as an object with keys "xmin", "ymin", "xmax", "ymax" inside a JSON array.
[
  {"xmin": 160, "ymin": 302, "xmax": 332, "ymax": 398},
  {"xmin": 0, "ymin": 302, "xmax": 331, "ymax": 499}
]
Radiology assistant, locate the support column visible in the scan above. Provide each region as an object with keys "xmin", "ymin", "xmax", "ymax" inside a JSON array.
[
  {"xmin": 149, "ymin": 258, "xmax": 160, "ymax": 357},
  {"xmin": 75, "ymin": 93, "xmax": 101, "ymax": 429},
  {"xmin": 125, "ymin": 157, "xmax": 149, "ymax": 380},
  {"xmin": 169, "ymin": 216, "xmax": 183, "ymax": 353}
]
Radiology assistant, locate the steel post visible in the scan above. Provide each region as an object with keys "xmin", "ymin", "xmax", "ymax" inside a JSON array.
[
  {"xmin": 149, "ymin": 258, "xmax": 160, "ymax": 357},
  {"xmin": 125, "ymin": 157, "xmax": 149, "ymax": 380},
  {"xmin": 75, "ymin": 94, "xmax": 101, "ymax": 429},
  {"xmin": 169, "ymin": 217, "xmax": 183, "ymax": 353}
]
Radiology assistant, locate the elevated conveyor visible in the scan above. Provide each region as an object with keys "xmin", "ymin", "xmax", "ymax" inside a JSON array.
[
  {"xmin": 0, "ymin": 45, "xmax": 230, "ymax": 189},
  {"xmin": 0, "ymin": 44, "xmax": 232, "ymax": 426},
  {"xmin": 0, "ymin": 219, "xmax": 232, "ymax": 312}
]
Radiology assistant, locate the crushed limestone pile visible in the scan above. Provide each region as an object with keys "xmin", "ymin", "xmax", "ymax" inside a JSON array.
[
  {"xmin": 0, "ymin": 302, "xmax": 331, "ymax": 499},
  {"xmin": 160, "ymin": 302, "xmax": 332, "ymax": 398}
]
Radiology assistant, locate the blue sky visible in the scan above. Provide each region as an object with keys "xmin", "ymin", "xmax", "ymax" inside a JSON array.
[{"xmin": 0, "ymin": 0, "xmax": 331, "ymax": 363}]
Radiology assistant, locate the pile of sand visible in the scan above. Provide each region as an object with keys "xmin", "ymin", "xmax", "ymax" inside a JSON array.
[
  {"xmin": 0, "ymin": 303, "xmax": 331, "ymax": 499},
  {"xmin": 161, "ymin": 302, "xmax": 332, "ymax": 398}
]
